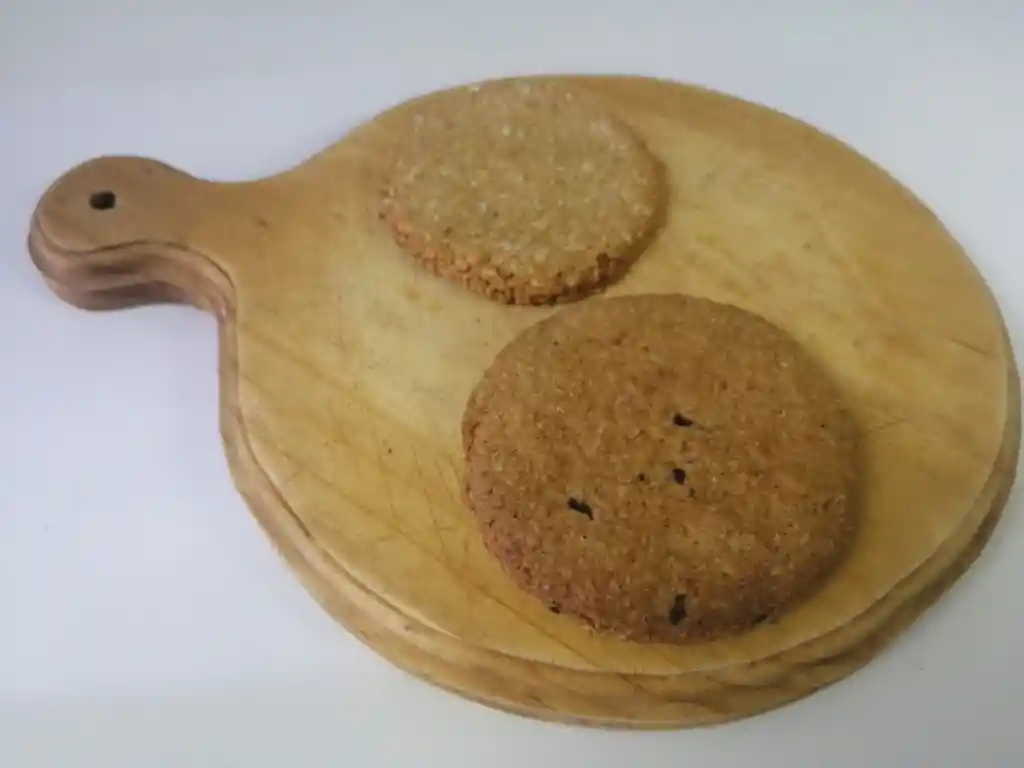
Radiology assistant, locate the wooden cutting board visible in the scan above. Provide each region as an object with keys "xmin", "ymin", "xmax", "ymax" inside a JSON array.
[{"xmin": 28, "ymin": 74, "xmax": 1020, "ymax": 728}]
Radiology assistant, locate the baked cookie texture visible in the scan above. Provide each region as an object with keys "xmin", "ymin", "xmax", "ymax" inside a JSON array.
[
  {"xmin": 379, "ymin": 78, "xmax": 664, "ymax": 305},
  {"xmin": 462, "ymin": 294, "xmax": 858, "ymax": 643}
]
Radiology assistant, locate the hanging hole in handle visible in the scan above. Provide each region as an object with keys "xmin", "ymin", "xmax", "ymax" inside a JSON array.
[{"xmin": 89, "ymin": 191, "xmax": 117, "ymax": 211}]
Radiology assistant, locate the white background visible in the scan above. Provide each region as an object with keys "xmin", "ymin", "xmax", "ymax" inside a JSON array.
[{"xmin": 1, "ymin": 1, "xmax": 1022, "ymax": 766}]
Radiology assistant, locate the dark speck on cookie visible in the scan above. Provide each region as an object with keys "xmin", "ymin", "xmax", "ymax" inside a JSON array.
[
  {"xmin": 567, "ymin": 497, "xmax": 594, "ymax": 520},
  {"xmin": 669, "ymin": 594, "xmax": 688, "ymax": 625}
]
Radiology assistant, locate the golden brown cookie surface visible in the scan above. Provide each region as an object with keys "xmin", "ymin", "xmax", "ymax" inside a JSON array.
[
  {"xmin": 462, "ymin": 294, "xmax": 858, "ymax": 643},
  {"xmin": 379, "ymin": 78, "xmax": 664, "ymax": 305}
]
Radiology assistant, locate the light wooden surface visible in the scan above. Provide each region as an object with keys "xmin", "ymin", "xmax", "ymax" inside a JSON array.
[{"xmin": 27, "ymin": 75, "xmax": 1020, "ymax": 728}]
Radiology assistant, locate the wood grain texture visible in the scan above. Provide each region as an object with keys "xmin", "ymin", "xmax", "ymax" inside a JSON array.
[{"xmin": 27, "ymin": 75, "xmax": 1020, "ymax": 728}]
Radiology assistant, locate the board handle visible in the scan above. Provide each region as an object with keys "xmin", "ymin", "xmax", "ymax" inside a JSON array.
[{"xmin": 27, "ymin": 155, "xmax": 236, "ymax": 315}]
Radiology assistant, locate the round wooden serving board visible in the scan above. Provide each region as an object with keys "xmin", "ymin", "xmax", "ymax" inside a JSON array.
[{"xmin": 27, "ymin": 75, "xmax": 1020, "ymax": 728}]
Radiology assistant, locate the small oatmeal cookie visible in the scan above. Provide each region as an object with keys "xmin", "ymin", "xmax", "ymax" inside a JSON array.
[{"xmin": 379, "ymin": 78, "xmax": 664, "ymax": 304}]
